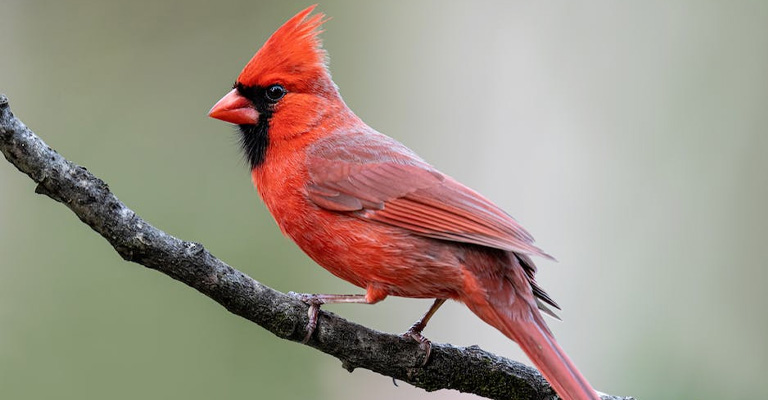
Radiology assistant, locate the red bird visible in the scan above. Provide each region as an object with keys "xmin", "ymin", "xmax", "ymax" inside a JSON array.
[{"xmin": 209, "ymin": 6, "xmax": 599, "ymax": 400}]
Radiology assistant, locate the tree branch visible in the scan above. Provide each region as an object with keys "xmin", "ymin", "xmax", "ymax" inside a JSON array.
[{"xmin": 0, "ymin": 94, "xmax": 632, "ymax": 400}]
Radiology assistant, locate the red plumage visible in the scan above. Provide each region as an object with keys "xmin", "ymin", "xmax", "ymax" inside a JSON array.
[{"xmin": 209, "ymin": 6, "xmax": 599, "ymax": 400}]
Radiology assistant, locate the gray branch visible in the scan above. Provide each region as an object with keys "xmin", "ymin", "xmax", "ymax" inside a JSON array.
[{"xmin": 0, "ymin": 94, "xmax": 632, "ymax": 400}]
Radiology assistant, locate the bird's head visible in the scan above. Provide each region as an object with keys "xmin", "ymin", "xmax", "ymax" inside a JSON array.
[{"xmin": 209, "ymin": 5, "xmax": 342, "ymax": 168}]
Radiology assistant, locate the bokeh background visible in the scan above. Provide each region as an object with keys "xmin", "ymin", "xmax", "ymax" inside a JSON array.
[{"xmin": 1, "ymin": 1, "xmax": 767, "ymax": 399}]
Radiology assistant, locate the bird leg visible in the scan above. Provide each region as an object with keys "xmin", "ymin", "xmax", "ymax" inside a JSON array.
[
  {"xmin": 402, "ymin": 298, "xmax": 447, "ymax": 365},
  {"xmin": 290, "ymin": 293, "xmax": 370, "ymax": 343}
]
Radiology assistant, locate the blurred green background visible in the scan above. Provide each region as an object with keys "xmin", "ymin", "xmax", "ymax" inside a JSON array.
[{"xmin": 1, "ymin": 1, "xmax": 767, "ymax": 399}]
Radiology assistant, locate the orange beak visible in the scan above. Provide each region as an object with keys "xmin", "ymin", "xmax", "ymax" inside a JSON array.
[{"xmin": 208, "ymin": 89, "xmax": 260, "ymax": 125}]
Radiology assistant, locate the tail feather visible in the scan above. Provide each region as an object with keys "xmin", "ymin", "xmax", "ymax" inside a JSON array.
[
  {"xmin": 459, "ymin": 248, "xmax": 598, "ymax": 399},
  {"xmin": 487, "ymin": 307, "xmax": 599, "ymax": 400}
]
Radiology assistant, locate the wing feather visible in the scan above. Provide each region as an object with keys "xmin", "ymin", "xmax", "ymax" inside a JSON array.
[{"xmin": 305, "ymin": 132, "xmax": 552, "ymax": 259}]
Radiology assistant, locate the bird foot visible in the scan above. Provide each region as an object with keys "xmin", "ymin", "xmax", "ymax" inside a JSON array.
[
  {"xmin": 402, "ymin": 326, "xmax": 433, "ymax": 366},
  {"xmin": 288, "ymin": 292, "xmax": 325, "ymax": 343}
]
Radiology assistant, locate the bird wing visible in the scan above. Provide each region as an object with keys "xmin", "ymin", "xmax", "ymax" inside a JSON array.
[{"xmin": 304, "ymin": 132, "xmax": 552, "ymax": 259}]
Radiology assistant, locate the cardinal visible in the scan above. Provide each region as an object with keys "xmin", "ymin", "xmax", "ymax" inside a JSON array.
[{"xmin": 209, "ymin": 6, "xmax": 599, "ymax": 400}]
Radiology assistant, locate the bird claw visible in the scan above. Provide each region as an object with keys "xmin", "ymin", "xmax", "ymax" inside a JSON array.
[
  {"xmin": 402, "ymin": 326, "xmax": 433, "ymax": 366},
  {"xmin": 289, "ymin": 292, "xmax": 326, "ymax": 343}
]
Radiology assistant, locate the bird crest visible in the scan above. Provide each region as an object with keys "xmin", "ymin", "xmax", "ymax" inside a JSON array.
[{"xmin": 238, "ymin": 5, "xmax": 330, "ymax": 91}]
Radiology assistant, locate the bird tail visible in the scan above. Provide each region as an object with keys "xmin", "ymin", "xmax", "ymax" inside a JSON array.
[
  {"xmin": 505, "ymin": 313, "xmax": 599, "ymax": 400},
  {"xmin": 463, "ymin": 284, "xmax": 599, "ymax": 400}
]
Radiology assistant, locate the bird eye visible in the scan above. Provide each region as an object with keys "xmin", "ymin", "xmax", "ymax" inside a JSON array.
[{"xmin": 265, "ymin": 84, "xmax": 286, "ymax": 102}]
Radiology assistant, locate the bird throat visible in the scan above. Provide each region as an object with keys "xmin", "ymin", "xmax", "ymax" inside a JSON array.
[{"xmin": 238, "ymin": 121, "xmax": 269, "ymax": 168}]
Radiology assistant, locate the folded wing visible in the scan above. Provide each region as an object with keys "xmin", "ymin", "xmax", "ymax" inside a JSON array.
[{"xmin": 305, "ymin": 133, "xmax": 553, "ymax": 260}]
